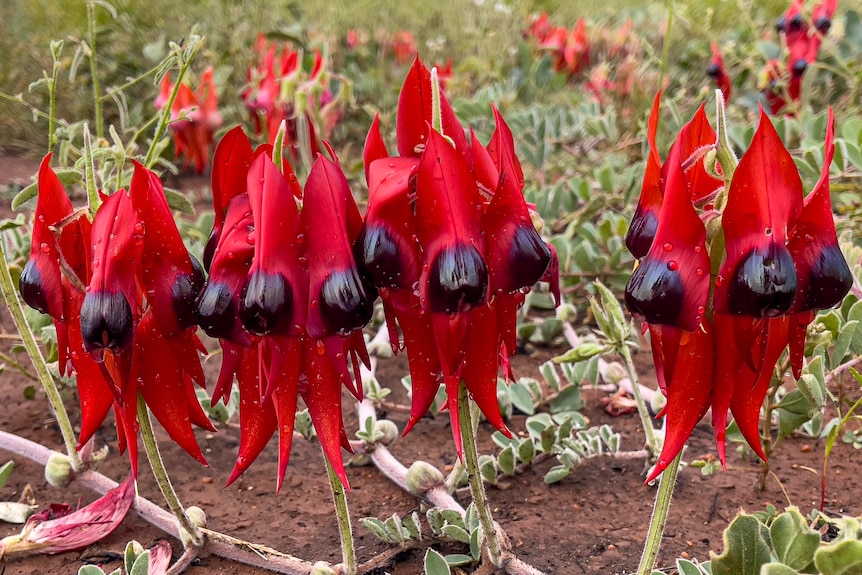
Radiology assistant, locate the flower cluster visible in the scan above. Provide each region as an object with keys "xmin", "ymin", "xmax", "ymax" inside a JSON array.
[
  {"xmin": 355, "ymin": 58, "xmax": 559, "ymax": 454},
  {"xmin": 625, "ymin": 93, "xmax": 852, "ymax": 481},
  {"xmin": 764, "ymin": 0, "xmax": 837, "ymax": 113},
  {"xmin": 154, "ymin": 67, "xmax": 222, "ymax": 173},
  {"xmin": 242, "ymin": 34, "xmax": 344, "ymax": 162},
  {"xmin": 19, "ymin": 157, "xmax": 214, "ymax": 475},
  {"xmin": 197, "ymin": 127, "xmax": 372, "ymax": 488}
]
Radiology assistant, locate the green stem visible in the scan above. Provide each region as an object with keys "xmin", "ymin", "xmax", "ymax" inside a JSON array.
[
  {"xmin": 100, "ymin": 64, "xmax": 160, "ymax": 102},
  {"xmin": 636, "ymin": 452, "xmax": 681, "ymax": 575},
  {"xmin": 0, "ymin": 350, "xmax": 38, "ymax": 382},
  {"xmin": 48, "ymin": 42, "xmax": 62, "ymax": 152},
  {"xmin": 137, "ymin": 394, "xmax": 204, "ymax": 548},
  {"xmin": 621, "ymin": 346, "xmax": 659, "ymax": 457},
  {"xmin": 0, "ymin": 238, "xmax": 82, "ymax": 471},
  {"xmin": 143, "ymin": 39, "xmax": 201, "ymax": 168},
  {"xmin": 86, "ymin": 0, "xmax": 103, "ymax": 140},
  {"xmin": 458, "ymin": 382, "xmax": 503, "ymax": 567},
  {"xmin": 657, "ymin": 0, "xmax": 674, "ymax": 90},
  {"xmin": 756, "ymin": 383, "xmax": 779, "ymax": 492},
  {"xmin": 83, "ymin": 124, "xmax": 101, "ymax": 216},
  {"xmin": 324, "ymin": 458, "xmax": 356, "ymax": 575},
  {"xmin": 0, "ymin": 91, "xmax": 52, "ymax": 122}
]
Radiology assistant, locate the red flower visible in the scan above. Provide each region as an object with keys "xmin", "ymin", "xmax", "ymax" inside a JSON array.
[
  {"xmin": 625, "ymin": 98, "xmax": 851, "ymax": 480},
  {"xmin": 199, "ymin": 127, "xmax": 372, "ymax": 489},
  {"xmin": 356, "ymin": 58, "xmax": 559, "ymax": 454},
  {"xmin": 706, "ymin": 43, "xmax": 732, "ymax": 102},
  {"xmin": 20, "ymin": 159, "xmax": 213, "ymax": 475}
]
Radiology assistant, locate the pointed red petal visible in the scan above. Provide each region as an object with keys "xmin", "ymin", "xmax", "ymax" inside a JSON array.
[
  {"xmin": 646, "ymin": 324, "xmax": 713, "ymax": 483},
  {"xmin": 462, "ymin": 306, "xmax": 510, "ymax": 437},
  {"xmin": 206, "ymin": 127, "xmax": 253, "ymax": 269},
  {"xmin": 787, "ymin": 109, "xmax": 852, "ymax": 313},
  {"xmin": 363, "ymin": 113, "xmax": 389, "ymax": 185},
  {"xmin": 625, "ymin": 141, "xmax": 710, "ymax": 332},
  {"xmin": 625, "ymin": 91, "xmax": 663, "ymax": 259},
  {"xmin": 396, "ymin": 57, "xmax": 469, "ymax": 159},
  {"xmin": 304, "ymin": 154, "xmax": 373, "ymax": 339},
  {"xmin": 715, "ymin": 107, "xmax": 802, "ymax": 318},
  {"xmin": 710, "ymin": 314, "xmax": 742, "ymax": 468}
]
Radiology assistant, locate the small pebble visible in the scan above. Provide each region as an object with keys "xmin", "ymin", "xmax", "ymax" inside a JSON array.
[
  {"xmin": 801, "ymin": 445, "xmax": 812, "ymax": 453},
  {"xmin": 202, "ymin": 476, "xmax": 213, "ymax": 485}
]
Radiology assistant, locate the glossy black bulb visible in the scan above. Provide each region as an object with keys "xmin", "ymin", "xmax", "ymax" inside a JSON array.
[
  {"xmin": 727, "ymin": 243, "xmax": 797, "ymax": 317},
  {"xmin": 319, "ymin": 269, "xmax": 374, "ymax": 335},
  {"xmin": 428, "ymin": 244, "xmax": 488, "ymax": 314},
  {"xmin": 239, "ymin": 271, "xmax": 292, "ymax": 335},
  {"xmin": 80, "ymin": 291, "xmax": 134, "ymax": 355}
]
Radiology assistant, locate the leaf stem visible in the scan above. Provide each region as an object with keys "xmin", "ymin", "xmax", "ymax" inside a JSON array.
[
  {"xmin": 325, "ymin": 457, "xmax": 356, "ymax": 575},
  {"xmin": 458, "ymin": 382, "xmax": 504, "ymax": 568},
  {"xmin": 620, "ymin": 345, "xmax": 659, "ymax": 457},
  {"xmin": 137, "ymin": 393, "xmax": 205, "ymax": 549},
  {"xmin": 0, "ymin": 234, "xmax": 82, "ymax": 472},
  {"xmin": 636, "ymin": 451, "xmax": 681, "ymax": 575},
  {"xmin": 143, "ymin": 38, "xmax": 202, "ymax": 168}
]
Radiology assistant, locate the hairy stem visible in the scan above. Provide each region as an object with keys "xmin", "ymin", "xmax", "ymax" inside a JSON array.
[
  {"xmin": 0, "ymin": 236, "xmax": 82, "ymax": 471},
  {"xmin": 137, "ymin": 394, "xmax": 204, "ymax": 548},
  {"xmin": 620, "ymin": 345, "xmax": 660, "ymax": 457},
  {"xmin": 458, "ymin": 382, "xmax": 504, "ymax": 568},
  {"xmin": 756, "ymin": 383, "xmax": 779, "ymax": 492},
  {"xmin": 143, "ymin": 38, "xmax": 201, "ymax": 168},
  {"xmin": 325, "ymin": 458, "xmax": 356, "ymax": 575},
  {"xmin": 636, "ymin": 452, "xmax": 681, "ymax": 575}
]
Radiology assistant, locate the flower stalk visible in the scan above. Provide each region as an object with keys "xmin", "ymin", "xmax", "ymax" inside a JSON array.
[
  {"xmin": 86, "ymin": 0, "xmax": 104, "ymax": 140},
  {"xmin": 636, "ymin": 452, "xmax": 682, "ymax": 575},
  {"xmin": 620, "ymin": 345, "xmax": 659, "ymax": 457},
  {"xmin": 137, "ymin": 393, "xmax": 205, "ymax": 549},
  {"xmin": 458, "ymin": 382, "xmax": 504, "ymax": 568},
  {"xmin": 0, "ymin": 230, "xmax": 82, "ymax": 472},
  {"xmin": 325, "ymin": 457, "xmax": 356, "ymax": 575}
]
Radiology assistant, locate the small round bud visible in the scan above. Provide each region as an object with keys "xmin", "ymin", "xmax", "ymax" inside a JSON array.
[
  {"xmin": 405, "ymin": 461, "xmax": 445, "ymax": 496},
  {"xmin": 603, "ymin": 362, "xmax": 627, "ymax": 386},
  {"xmin": 374, "ymin": 420, "xmax": 399, "ymax": 446},
  {"xmin": 555, "ymin": 303, "xmax": 578, "ymax": 323},
  {"xmin": 185, "ymin": 506, "xmax": 207, "ymax": 528},
  {"xmin": 45, "ymin": 453, "xmax": 75, "ymax": 488},
  {"xmin": 311, "ymin": 561, "xmax": 337, "ymax": 575}
]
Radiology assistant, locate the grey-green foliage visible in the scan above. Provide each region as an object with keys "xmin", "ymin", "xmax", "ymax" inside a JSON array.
[
  {"xmin": 668, "ymin": 507, "xmax": 862, "ymax": 575},
  {"xmin": 362, "ymin": 504, "xmax": 482, "ymax": 570}
]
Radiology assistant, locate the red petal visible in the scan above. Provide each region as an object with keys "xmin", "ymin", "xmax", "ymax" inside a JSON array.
[
  {"xmin": 357, "ymin": 157, "xmax": 421, "ymax": 290},
  {"xmin": 462, "ymin": 306, "xmax": 510, "ymax": 437},
  {"xmin": 625, "ymin": 91, "xmax": 663, "ymax": 259},
  {"xmin": 415, "ymin": 127, "xmax": 487, "ymax": 316},
  {"xmin": 304, "ymin": 154, "xmax": 373, "ymax": 338},
  {"xmin": 710, "ymin": 314, "xmax": 742, "ymax": 468},
  {"xmin": 363, "ymin": 113, "xmax": 389, "ymax": 185},
  {"xmin": 677, "ymin": 103, "xmax": 719, "ymax": 202},
  {"xmin": 227, "ymin": 344, "xmax": 277, "ymax": 486},
  {"xmin": 715, "ymin": 106, "xmax": 802, "ymax": 317},
  {"xmin": 625, "ymin": 141, "xmax": 710, "ymax": 331},
  {"xmin": 133, "ymin": 312, "xmax": 211, "ymax": 466},
  {"xmin": 207, "ymin": 127, "xmax": 253, "ymax": 269},
  {"xmin": 396, "ymin": 57, "xmax": 469, "ymax": 160},
  {"xmin": 787, "ymin": 109, "xmax": 852, "ymax": 313},
  {"xmin": 646, "ymin": 324, "xmax": 713, "ymax": 483},
  {"xmin": 302, "ymin": 337, "xmax": 350, "ymax": 489},
  {"xmin": 729, "ymin": 316, "xmax": 790, "ymax": 460}
]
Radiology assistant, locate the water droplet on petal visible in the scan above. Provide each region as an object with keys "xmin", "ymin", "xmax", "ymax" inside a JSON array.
[
  {"xmin": 716, "ymin": 275, "xmax": 724, "ymax": 286},
  {"xmin": 40, "ymin": 242, "xmax": 50, "ymax": 253},
  {"xmin": 694, "ymin": 245, "xmax": 702, "ymax": 253},
  {"xmin": 663, "ymin": 242, "xmax": 673, "ymax": 252},
  {"xmin": 667, "ymin": 260, "xmax": 678, "ymax": 271},
  {"xmin": 315, "ymin": 340, "xmax": 326, "ymax": 355},
  {"xmin": 695, "ymin": 268, "xmax": 704, "ymax": 276}
]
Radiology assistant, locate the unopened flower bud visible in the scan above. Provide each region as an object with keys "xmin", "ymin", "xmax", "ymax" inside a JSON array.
[
  {"xmin": 405, "ymin": 461, "xmax": 444, "ymax": 496},
  {"xmin": 185, "ymin": 506, "xmax": 207, "ymax": 528},
  {"xmin": 603, "ymin": 362, "xmax": 627, "ymax": 386},
  {"xmin": 374, "ymin": 420, "xmax": 399, "ymax": 446},
  {"xmin": 311, "ymin": 561, "xmax": 336, "ymax": 575},
  {"xmin": 45, "ymin": 453, "xmax": 75, "ymax": 488}
]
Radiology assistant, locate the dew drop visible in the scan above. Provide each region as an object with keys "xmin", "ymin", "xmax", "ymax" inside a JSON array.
[
  {"xmin": 667, "ymin": 260, "xmax": 679, "ymax": 271},
  {"xmin": 715, "ymin": 275, "xmax": 724, "ymax": 286},
  {"xmin": 694, "ymin": 245, "xmax": 702, "ymax": 253},
  {"xmin": 765, "ymin": 227, "xmax": 773, "ymax": 236},
  {"xmin": 310, "ymin": 299, "xmax": 318, "ymax": 309},
  {"xmin": 246, "ymin": 233, "xmax": 255, "ymax": 245},
  {"xmin": 315, "ymin": 340, "xmax": 326, "ymax": 355},
  {"xmin": 695, "ymin": 268, "xmax": 704, "ymax": 276},
  {"xmin": 134, "ymin": 222, "xmax": 144, "ymax": 234},
  {"xmin": 40, "ymin": 242, "xmax": 50, "ymax": 253},
  {"xmin": 804, "ymin": 234, "xmax": 814, "ymax": 243},
  {"xmin": 663, "ymin": 242, "xmax": 673, "ymax": 252},
  {"xmin": 697, "ymin": 305, "xmax": 705, "ymax": 314}
]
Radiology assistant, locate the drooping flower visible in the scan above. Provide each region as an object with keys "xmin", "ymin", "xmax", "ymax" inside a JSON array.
[
  {"xmin": 154, "ymin": 69, "xmax": 222, "ymax": 173},
  {"xmin": 625, "ymin": 95, "xmax": 851, "ymax": 481},
  {"xmin": 199, "ymin": 126, "xmax": 372, "ymax": 489},
  {"xmin": 706, "ymin": 43, "xmax": 732, "ymax": 102},
  {"xmin": 19, "ymin": 158, "xmax": 214, "ymax": 475},
  {"xmin": 356, "ymin": 58, "xmax": 559, "ymax": 455},
  {"xmin": 0, "ymin": 474, "xmax": 135, "ymax": 559}
]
